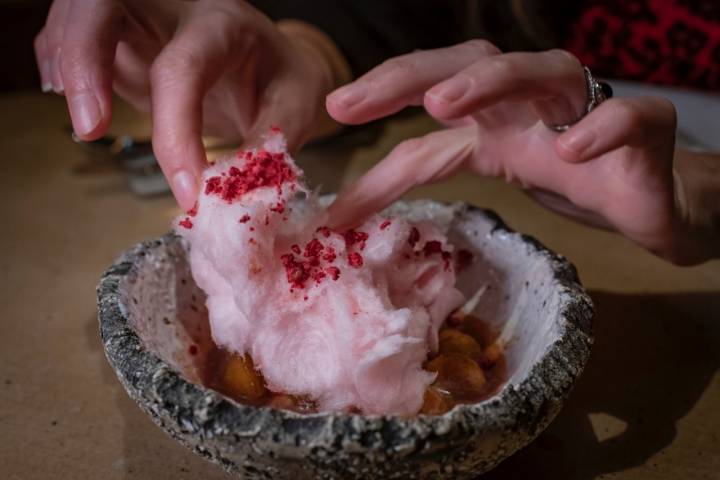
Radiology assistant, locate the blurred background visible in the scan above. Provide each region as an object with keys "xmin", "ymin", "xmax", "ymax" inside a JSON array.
[{"xmin": 1, "ymin": 0, "xmax": 51, "ymax": 91}]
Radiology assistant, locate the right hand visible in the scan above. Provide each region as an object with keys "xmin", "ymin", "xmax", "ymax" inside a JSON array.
[
  {"xmin": 35, "ymin": 0, "xmax": 341, "ymax": 211},
  {"xmin": 326, "ymin": 41, "xmax": 717, "ymax": 265}
]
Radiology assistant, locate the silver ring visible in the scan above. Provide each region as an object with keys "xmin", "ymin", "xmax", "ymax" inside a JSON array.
[{"xmin": 546, "ymin": 66, "xmax": 612, "ymax": 132}]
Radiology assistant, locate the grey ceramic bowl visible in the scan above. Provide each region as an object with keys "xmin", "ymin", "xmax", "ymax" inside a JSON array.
[{"xmin": 97, "ymin": 201, "xmax": 593, "ymax": 479}]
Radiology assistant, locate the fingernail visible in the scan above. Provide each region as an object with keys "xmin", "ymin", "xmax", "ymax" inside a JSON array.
[
  {"xmin": 560, "ymin": 129, "xmax": 595, "ymax": 156},
  {"xmin": 69, "ymin": 92, "xmax": 101, "ymax": 136},
  {"xmin": 50, "ymin": 52, "xmax": 64, "ymax": 93},
  {"xmin": 327, "ymin": 82, "xmax": 368, "ymax": 108},
  {"xmin": 427, "ymin": 76, "xmax": 471, "ymax": 103},
  {"xmin": 171, "ymin": 170, "xmax": 199, "ymax": 211},
  {"xmin": 40, "ymin": 60, "xmax": 52, "ymax": 92}
]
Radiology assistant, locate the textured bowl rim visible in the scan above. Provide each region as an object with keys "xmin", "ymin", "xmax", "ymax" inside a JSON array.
[{"xmin": 97, "ymin": 204, "xmax": 593, "ymax": 467}]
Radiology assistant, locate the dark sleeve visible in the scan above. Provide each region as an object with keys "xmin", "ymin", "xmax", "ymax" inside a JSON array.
[{"xmin": 252, "ymin": 0, "xmax": 467, "ymax": 76}]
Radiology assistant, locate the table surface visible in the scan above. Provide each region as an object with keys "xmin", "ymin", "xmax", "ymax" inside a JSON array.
[{"xmin": 1, "ymin": 92, "xmax": 719, "ymax": 480}]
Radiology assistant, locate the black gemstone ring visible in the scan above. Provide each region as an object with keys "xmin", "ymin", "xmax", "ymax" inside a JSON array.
[{"xmin": 546, "ymin": 67, "xmax": 613, "ymax": 132}]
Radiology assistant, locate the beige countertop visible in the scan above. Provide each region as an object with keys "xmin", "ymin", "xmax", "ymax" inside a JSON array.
[{"xmin": 1, "ymin": 92, "xmax": 719, "ymax": 480}]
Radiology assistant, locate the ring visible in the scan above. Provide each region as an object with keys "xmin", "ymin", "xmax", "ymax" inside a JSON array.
[{"xmin": 545, "ymin": 66, "xmax": 613, "ymax": 132}]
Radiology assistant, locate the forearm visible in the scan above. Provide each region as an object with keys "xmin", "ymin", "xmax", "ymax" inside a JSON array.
[{"xmin": 673, "ymin": 148, "xmax": 720, "ymax": 262}]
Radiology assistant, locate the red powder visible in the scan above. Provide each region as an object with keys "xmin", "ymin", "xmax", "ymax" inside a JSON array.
[
  {"xmin": 270, "ymin": 125, "xmax": 282, "ymax": 133},
  {"xmin": 281, "ymin": 253, "xmax": 310, "ymax": 290},
  {"xmin": 442, "ymin": 251, "xmax": 452, "ymax": 271},
  {"xmin": 456, "ymin": 249, "xmax": 474, "ymax": 271},
  {"xmin": 422, "ymin": 240, "xmax": 452, "ymax": 270},
  {"xmin": 348, "ymin": 252, "xmax": 364, "ymax": 268},
  {"xmin": 239, "ymin": 214, "xmax": 251, "ymax": 223},
  {"xmin": 312, "ymin": 269, "xmax": 327, "ymax": 284},
  {"xmin": 249, "ymin": 227, "xmax": 255, "ymax": 232},
  {"xmin": 205, "ymin": 176, "xmax": 221, "ymax": 195},
  {"xmin": 423, "ymin": 240, "xmax": 443, "ymax": 257},
  {"xmin": 187, "ymin": 202, "xmax": 199, "ymax": 217},
  {"xmin": 270, "ymin": 202, "xmax": 285, "ymax": 214},
  {"xmin": 323, "ymin": 246, "xmax": 337, "ymax": 263},
  {"xmin": 316, "ymin": 226, "xmax": 331, "ymax": 238},
  {"xmin": 344, "ymin": 229, "xmax": 369, "ymax": 250},
  {"xmin": 280, "ymin": 237, "xmax": 345, "ymax": 289},
  {"xmin": 179, "ymin": 218, "xmax": 193, "ymax": 229},
  {"xmin": 304, "ymin": 239, "xmax": 324, "ymax": 258},
  {"xmin": 203, "ymin": 149, "xmax": 296, "ymax": 203},
  {"xmin": 326, "ymin": 266, "xmax": 341, "ymax": 281},
  {"xmin": 379, "ymin": 219, "xmax": 392, "ymax": 230},
  {"xmin": 408, "ymin": 227, "xmax": 420, "ymax": 247}
]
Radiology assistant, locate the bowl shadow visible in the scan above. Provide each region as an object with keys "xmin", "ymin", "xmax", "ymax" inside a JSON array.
[
  {"xmin": 483, "ymin": 290, "xmax": 720, "ymax": 480},
  {"xmin": 84, "ymin": 315, "xmax": 229, "ymax": 479}
]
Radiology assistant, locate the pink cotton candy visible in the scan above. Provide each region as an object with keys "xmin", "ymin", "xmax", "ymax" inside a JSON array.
[{"xmin": 175, "ymin": 130, "xmax": 464, "ymax": 415}]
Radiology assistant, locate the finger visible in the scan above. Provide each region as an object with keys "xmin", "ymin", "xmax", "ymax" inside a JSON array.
[
  {"xmin": 326, "ymin": 40, "xmax": 499, "ymax": 125},
  {"xmin": 34, "ymin": 29, "xmax": 52, "ymax": 92},
  {"xmin": 556, "ymin": 97, "xmax": 677, "ymax": 163},
  {"xmin": 328, "ymin": 126, "xmax": 476, "ymax": 228},
  {"xmin": 244, "ymin": 84, "xmax": 311, "ymax": 152},
  {"xmin": 44, "ymin": 0, "xmax": 71, "ymax": 93},
  {"xmin": 243, "ymin": 62, "xmax": 326, "ymax": 152},
  {"xmin": 150, "ymin": 7, "xmax": 256, "ymax": 211},
  {"xmin": 424, "ymin": 49, "xmax": 586, "ymax": 126},
  {"xmin": 61, "ymin": 0, "xmax": 123, "ymax": 140}
]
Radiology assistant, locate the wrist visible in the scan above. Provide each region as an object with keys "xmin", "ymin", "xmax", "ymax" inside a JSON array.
[{"xmin": 671, "ymin": 148, "xmax": 720, "ymax": 263}]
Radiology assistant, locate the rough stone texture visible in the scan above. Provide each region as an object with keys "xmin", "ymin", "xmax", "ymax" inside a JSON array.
[{"xmin": 97, "ymin": 201, "xmax": 594, "ymax": 479}]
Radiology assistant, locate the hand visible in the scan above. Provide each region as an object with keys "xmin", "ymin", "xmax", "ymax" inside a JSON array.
[
  {"xmin": 35, "ymin": 0, "xmax": 346, "ymax": 211},
  {"xmin": 326, "ymin": 40, "xmax": 713, "ymax": 265}
]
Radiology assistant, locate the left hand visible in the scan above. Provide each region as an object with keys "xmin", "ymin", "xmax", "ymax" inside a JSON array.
[
  {"xmin": 34, "ymin": 0, "xmax": 345, "ymax": 211},
  {"xmin": 325, "ymin": 40, "xmax": 706, "ymax": 265}
]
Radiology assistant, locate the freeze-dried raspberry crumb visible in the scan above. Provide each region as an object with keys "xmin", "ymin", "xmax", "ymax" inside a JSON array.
[{"xmin": 348, "ymin": 252, "xmax": 364, "ymax": 268}]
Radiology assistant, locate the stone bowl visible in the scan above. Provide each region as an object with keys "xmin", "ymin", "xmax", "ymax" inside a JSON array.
[{"xmin": 97, "ymin": 201, "xmax": 593, "ymax": 479}]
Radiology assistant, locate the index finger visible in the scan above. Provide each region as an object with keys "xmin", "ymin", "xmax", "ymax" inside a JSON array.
[
  {"xmin": 150, "ymin": 8, "xmax": 255, "ymax": 211},
  {"xmin": 326, "ymin": 40, "xmax": 499, "ymax": 125}
]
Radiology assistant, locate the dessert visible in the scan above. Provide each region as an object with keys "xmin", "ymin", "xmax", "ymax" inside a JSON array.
[{"xmin": 175, "ymin": 129, "xmax": 505, "ymax": 416}]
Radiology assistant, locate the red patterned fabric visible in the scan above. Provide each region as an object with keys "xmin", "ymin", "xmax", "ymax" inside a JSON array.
[{"xmin": 562, "ymin": 0, "xmax": 720, "ymax": 90}]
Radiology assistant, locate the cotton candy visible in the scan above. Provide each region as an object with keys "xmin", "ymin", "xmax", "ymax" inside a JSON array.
[{"xmin": 175, "ymin": 130, "xmax": 464, "ymax": 415}]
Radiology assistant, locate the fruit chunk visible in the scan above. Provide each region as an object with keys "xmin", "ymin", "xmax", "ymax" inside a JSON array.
[
  {"xmin": 438, "ymin": 329, "xmax": 483, "ymax": 358},
  {"xmin": 425, "ymin": 353, "xmax": 486, "ymax": 398},
  {"xmin": 479, "ymin": 342, "xmax": 503, "ymax": 368},
  {"xmin": 221, "ymin": 354, "xmax": 267, "ymax": 401},
  {"xmin": 268, "ymin": 393, "xmax": 318, "ymax": 413},
  {"xmin": 420, "ymin": 387, "xmax": 450, "ymax": 415}
]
